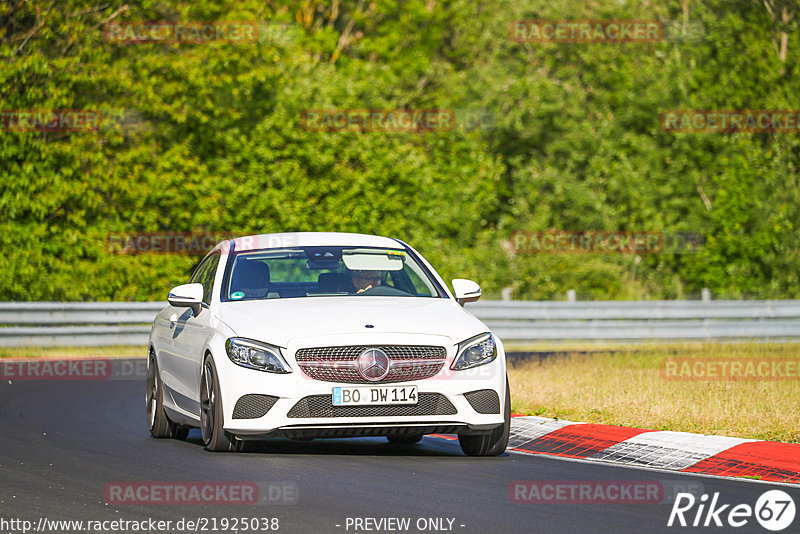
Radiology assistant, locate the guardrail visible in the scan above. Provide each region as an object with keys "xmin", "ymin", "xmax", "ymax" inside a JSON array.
[
  {"xmin": 1, "ymin": 300, "xmax": 799, "ymax": 347},
  {"xmin": 0, "ymin": 302, "xmax": 165, "ymax": 347},
  {"xmin": 465, "ymin": 300, "xmax": 800, "ymax": 342}
]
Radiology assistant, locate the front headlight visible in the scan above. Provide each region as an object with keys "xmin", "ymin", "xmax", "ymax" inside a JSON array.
[
  {"xmin": 451, "ymin": 332, "xmax": 497, "ymax": 370},
  {"xmin": 225, "ymin": 338, "xmax": 292, "ymax": 373}
]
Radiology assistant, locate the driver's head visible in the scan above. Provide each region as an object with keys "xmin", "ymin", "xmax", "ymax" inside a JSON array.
[{"xmin": 351, "ymin": 270, "xmax": 381, "ymax": 292}]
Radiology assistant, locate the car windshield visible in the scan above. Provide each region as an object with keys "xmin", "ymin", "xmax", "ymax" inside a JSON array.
[{"xmin": 223, "ymin": 246, "xmax": 443, "ymax": 301}]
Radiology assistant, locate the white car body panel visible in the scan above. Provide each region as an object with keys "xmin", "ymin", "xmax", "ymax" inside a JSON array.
[
  {"xmin": 148, "ymin": 232, "xmax": 507, "ymax": 440},
  {"xmin": 216, "ymin": 297, "xmax": 486, "ymax": 347}
]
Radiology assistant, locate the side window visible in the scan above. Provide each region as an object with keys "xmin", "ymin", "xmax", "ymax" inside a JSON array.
[
  {"xmin": 191, "ymin": 253, "xmax": 220, "ymax": 305},
  {"xmin": 189, "ymin": 259, "xmax": 209, "ymax": 285}
]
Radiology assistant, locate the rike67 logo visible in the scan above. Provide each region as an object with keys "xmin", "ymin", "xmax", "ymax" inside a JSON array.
[{"xmin": 668, "ymin": 490, "xmax": 795, "ymax": 531}]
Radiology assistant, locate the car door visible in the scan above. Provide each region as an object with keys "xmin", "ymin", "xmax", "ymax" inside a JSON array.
[{"xmin": 169, "ymin": 252, "xmax": 220, "ymax": 416}]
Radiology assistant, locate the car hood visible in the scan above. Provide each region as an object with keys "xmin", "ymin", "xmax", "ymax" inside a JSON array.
[{"xmin": 216, "ymin": 297, "xmax": 487, "ymax": 347}]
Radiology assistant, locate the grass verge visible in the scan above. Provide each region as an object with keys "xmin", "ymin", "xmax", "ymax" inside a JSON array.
[
  {"xmin": 0, "ymin": 345, "xmax": 146, "ymax": 358},
  {"xmin": 508, "ymin": 342, "xmax": 800, "ymax": 443}
]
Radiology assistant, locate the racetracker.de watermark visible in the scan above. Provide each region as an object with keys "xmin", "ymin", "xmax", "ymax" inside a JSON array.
[
  {"xmin": 107, "ymin": 232, "xmax": 303, "ymax": 255},
  {"xmin": 509, "ymin": 231, "xmax": 704, "ymax": 254},
  {"xmin": 510, "ymin": 20, "xmax": 663, "ymax": 43},
  {"xmin": 661, "ymin": 358, "xmax": 800, "ymax": 381},
  {"xmin": 1, "ymin": 358, "xmax": 146, "ymax": 381},
  {"xmin": 301, "ymin": 109, "xmax": 455, "ymax": 133},
  {"xmin": 510, "ymin": 480, "xmax": 663, "ymax": 503},
  {"xmin": 661, "ymin": 110, "xmax": 800, "ymax": 133},
  {"xmin": 104, "ymin": 481, "xmax": 298, "ymax": 505},
  {"xmin": 104, "ymin": 21, "xmax": 258, "ymax": 44},
  {"xmin": 107, "ymin": 232, "xmax": 231, "ymax": 255},
  {"xmin": 1, "ymin": 109, "xmax": 103, "ymax": 132},
  {"xmin": 1, "ymin": 109, "xmax": 143, "ymax": 134}
]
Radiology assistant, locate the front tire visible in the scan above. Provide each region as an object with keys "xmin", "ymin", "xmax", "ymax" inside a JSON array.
[
  {"xmin": 146, "ymin": 353, "xmax": 189, "ymax": 440},
  {"xmin": 458, "ymin": 377, "xmax": 510, "ymax": 457},
  {"xmin": 200, "ymin": 356, "xmax": 243, "ymax": 452}
]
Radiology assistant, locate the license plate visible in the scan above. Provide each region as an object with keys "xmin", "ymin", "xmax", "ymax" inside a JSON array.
[{"xmin": 332, "ymin": 385, "xmax": 418, "ymax": 406}]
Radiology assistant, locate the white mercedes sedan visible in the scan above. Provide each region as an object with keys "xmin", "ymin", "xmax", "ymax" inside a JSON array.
[{"xmin": 147, "ymin": 232, "xmax": 510, "ymax": 456}]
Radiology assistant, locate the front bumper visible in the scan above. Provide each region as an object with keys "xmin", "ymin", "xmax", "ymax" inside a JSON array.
[{"xmin": 212, "ymin": 332, "xmax": 507, "ymax": 438}]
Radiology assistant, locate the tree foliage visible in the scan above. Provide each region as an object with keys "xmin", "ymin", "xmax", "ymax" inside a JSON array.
[{"xmin": 1, "ymin": 0, "xmax": 798, "ymax": 301}]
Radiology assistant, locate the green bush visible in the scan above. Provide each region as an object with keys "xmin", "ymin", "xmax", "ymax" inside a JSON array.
[{"xmin": 2, "ymin": 1, "xmax": 798, "ymax": 301}]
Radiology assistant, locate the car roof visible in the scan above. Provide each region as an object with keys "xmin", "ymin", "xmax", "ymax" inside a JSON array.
[{"xmin": 216, "ymin": 232, "xmax": 404, "ymax": 252}]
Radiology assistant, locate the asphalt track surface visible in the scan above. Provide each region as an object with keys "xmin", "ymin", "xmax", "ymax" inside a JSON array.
[{"xmin": 1, "ymin": 359, "xmax": 798, "ymax": 534}]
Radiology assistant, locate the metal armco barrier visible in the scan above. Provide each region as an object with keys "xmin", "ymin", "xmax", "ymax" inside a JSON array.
[
  {"xmin": 0, "ymin": 302, "xmax": 165, "ymax": 347},
  {"xmin": 1, "ymin": 300, "xmax": 800, "ymax": 347},
  {"xmin": 466, "ymin": 300, "xmax": 800, "ymax": 342}
]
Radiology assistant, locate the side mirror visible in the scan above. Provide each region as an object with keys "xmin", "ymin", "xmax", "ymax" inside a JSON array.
[
  {"xmin": 452, "ymin": 278, "xmax": 482, "ymax": 306},
  {"xmin": 168, "ymin": 283, "xmax": 203, "ymax": 316}
]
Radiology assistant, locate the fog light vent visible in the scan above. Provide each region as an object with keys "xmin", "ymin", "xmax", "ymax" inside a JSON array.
[
  {"xmin": 464, "ymin": 389, "xmax": 500, "ymax": 414},
  {"xmin": 232, "ymin": 394, "xmax": 278, "ymax": 419}
]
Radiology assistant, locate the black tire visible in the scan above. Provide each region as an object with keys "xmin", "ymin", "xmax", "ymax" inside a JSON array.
[
  {"xmin": 146, "ymin": 353, "xmax": 189, "ymax": 440},
  {"xmin": 386, "ymin": 434, "xmax": 424, "ymax": 444},
  {"xmin": 200, "ymin": 356, "xmax": 243, "ymax": 452},
  {"xmin": 458, "ymin": 377, "xmax": 511, "ymax": 457}
]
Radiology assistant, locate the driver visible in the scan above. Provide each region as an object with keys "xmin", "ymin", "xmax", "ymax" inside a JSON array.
[{"xmin": 351, "ymin": 270, "xmax": 381, "ymax": 293}]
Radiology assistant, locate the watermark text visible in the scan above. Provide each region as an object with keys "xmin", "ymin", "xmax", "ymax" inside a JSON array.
[{"xmin": 104, "ymin": 21, "xmax": 258, "ymax": 44}]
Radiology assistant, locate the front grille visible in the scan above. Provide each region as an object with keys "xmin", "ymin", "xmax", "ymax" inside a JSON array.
[
  {"xmin": 295, "ymin": 345, "xmax": 447, "ymax": 384},
  {"xmin": 464, "ymin": 389, "xmax": 501, "ymax": 414},
  {"xmin": 232, "ymin": 394, "xmax": 278, "ymax": 419},
  {"xmin": 286, "ymin": 393, "xmax": 457, "ymax": 418},
  {"xmin": 295, "ymin": 345, "xmax": 446, "ymax": 361}
]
